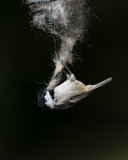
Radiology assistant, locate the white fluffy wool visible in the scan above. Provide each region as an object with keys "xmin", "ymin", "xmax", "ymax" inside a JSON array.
[
  {"xmin": 27, "ymin": 0, "xmax": 90, "ymax": 38},
  {"xmin": 25, "ymin": 0, "xmax": 90, "ymax": 89}
]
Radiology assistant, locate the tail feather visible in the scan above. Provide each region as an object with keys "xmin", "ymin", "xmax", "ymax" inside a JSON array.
[{"xmin": 87, "ymin": 77, "xmax": 112, "ymax": 91}]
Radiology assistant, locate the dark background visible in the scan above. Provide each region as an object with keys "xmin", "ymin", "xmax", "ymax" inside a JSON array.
[{"xmin": 1, "ymin": 0, "xmax": 128, "ymax": 160}]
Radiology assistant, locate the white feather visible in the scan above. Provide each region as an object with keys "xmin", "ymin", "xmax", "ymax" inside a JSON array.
[{"xmin": 44, "ymin": 91, "xmax": 54, "ymax": 108}]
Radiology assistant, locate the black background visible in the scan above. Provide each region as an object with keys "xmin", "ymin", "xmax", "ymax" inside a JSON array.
[{"xmin": 1, "ymin": 0, "xmax": 128, "ymax": 160}]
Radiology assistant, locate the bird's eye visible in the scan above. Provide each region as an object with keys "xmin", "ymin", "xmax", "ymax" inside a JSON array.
[{"xmin": 48, "ymin": 90, "xmax": 55, "ymax": 99}]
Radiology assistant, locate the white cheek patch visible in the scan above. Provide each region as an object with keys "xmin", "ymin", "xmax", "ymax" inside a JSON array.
[{"xmin": 44, "ymin": 91, "xmax": 54, "ymax": 109}]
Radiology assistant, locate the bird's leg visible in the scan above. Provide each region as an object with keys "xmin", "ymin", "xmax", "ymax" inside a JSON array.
[{"xmin": 61, "ymin": 61, "xmax": 76, "ymax": 81}]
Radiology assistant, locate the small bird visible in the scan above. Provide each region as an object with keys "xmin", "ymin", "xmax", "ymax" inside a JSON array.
[{"xmin": 37, "ymin": 62, "xmax": 112, "ymax": 110}]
